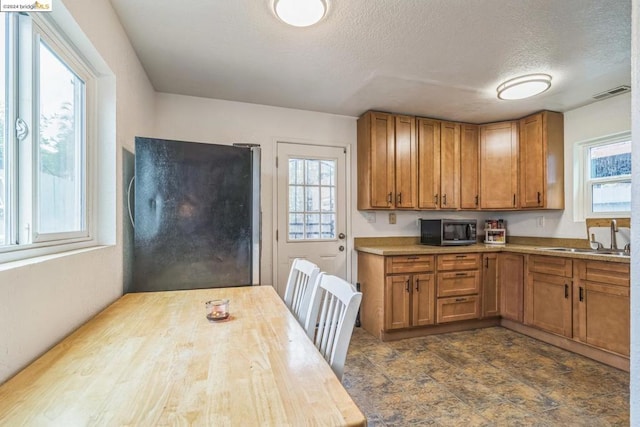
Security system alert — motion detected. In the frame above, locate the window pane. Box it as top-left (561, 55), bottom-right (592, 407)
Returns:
top-left (320, 160), bottom-right (334, 185)
top-left (289, 185), bottom-right (303, 212)
top-left (320, 214), bottom-right (335, 239)
top-left (305, 186), bottom-right (319, 212)
top-left (589, 141), bottom-right (631, 179)
top-left (320, 187), bottom-right (334, 212)
top-left (592, 181), bottom-right (631, 213)
top-left (289, 213), bottom-right (303, 240)
top-left (289, 159), bottom-right (303, 185)
top-left (305, 160), bottom-right (319, 185)
top-left (38, 40), bottom-right (85, 234)
top-left (305, 213), bottom-right (320, 239)
top-left (0, 15), bottom-right (6, 245)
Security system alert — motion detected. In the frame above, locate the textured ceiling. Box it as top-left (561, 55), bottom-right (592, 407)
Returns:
top-left (108, 0), bottom-right (631, 123)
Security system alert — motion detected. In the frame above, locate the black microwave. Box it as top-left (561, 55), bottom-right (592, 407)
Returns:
top-left (420, 219), bottom-right (477, 246)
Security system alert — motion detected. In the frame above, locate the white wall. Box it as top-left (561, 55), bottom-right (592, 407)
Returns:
top-left (498, 93), bottom-right (631, 240)
top-left (0, 0), bottom-right (155, 384)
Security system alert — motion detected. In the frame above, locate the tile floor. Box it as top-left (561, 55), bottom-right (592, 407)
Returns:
top-left (343, 327), bottom-right (629, 426)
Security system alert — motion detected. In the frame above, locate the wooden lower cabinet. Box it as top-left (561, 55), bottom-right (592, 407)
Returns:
top-left (573, 260), bottom-right (630, 356)
top-left (384, 273), bottom-right (436, 330)
top-left (435, 253), bottom-right (481, 323)
top-left (385, 274), bottom-right (412, 330)
top-left (498, 253), bottom-right (524, 322)
top-left (482, 253), bottom-right (499, 318)
top-left (526, 272), bottom-right (572, 337)
top-left (413, 274), bottom-right (436, 326)
top-left (525, 255), bottom-right (572, 337)
top-left (359, 249), bottom-right (630, 368)
top-left (358, 253), bottom-right (437, 337)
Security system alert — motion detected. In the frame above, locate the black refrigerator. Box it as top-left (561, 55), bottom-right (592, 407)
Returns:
top-left (132, 137), bottom-right (260, 292)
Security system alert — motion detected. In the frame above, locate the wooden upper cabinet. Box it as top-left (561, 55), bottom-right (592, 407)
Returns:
top-left (519, 111), bottom-right (564, 209)
top-left (439, 121), bottom-right (460, 209)
top-left (417, 118), bottom-right (440, 209)
top-left (460, 124), bottom-right (480, 209)
top-left (357, 111), bottom-right (416, 210)
top-left (479, 121), bottom-right (519, 209)
top-left (358, 110), bottom-right (563, 212)
top-left (416, 118), bottom-right (460, 209)
top-left (394, 115), bottom-right (418, 208)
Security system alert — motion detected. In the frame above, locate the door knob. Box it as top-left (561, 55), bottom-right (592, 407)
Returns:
top-left (338, 232), bottom-right (346, 239)
top-left (339, 245), bottom-right (345, 252)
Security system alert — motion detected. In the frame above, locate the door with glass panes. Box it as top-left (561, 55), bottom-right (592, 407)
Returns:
top-left (275, 142), bottom-right (347, 297)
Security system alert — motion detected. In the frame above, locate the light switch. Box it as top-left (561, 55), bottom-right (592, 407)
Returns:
top-left (389, 212), bottom-right (396, 224)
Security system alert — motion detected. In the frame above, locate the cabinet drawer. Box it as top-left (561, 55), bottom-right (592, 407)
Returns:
top-left (437, 254), bottom-right (480, 271)
top-left (579, 261), bottom-right (629, 287)
top-left (386, 255), bottom-right (435, 274)
top-left (437, 270), bottom-right (480, 297)
top-left (528, 255), bottom-right (572, 277)
top-left (437, 295), bottom-right (480, 323)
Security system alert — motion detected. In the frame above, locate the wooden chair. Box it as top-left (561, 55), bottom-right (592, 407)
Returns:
top-left (283, 258), bottom-right (321, 328)
top-left (305, 273), bottom-right (363, 380)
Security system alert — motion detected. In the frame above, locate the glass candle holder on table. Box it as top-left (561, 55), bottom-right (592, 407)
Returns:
top-left (206, 299), bottom-right (230, 322)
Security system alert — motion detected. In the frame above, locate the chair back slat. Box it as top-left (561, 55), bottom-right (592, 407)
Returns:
top-left (283, 259), bottom-right (320, 328)
top-left (305, 273), bottom-right (363, 380)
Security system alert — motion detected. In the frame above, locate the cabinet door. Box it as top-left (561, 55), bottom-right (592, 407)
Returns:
top-left (576, 280), bottom-right (629, 356)
top-left (370, 112), bottom-right (395, 208)
top-left (437, 295), bottom-right (480, 323)
top-left (499, 253), bottom-right (524, 322)
top-left (394, 115), bottom-right (417, 208)
top-left (417, 118), bottom-right (440, 209)
top-left (385, 275), bottom-right (411, 330)
top-left (519, 111), bottom-right (564, 209)
top-left (440, 121), bottom-right (460, 209)
top-left (519, 113), bottom-right (545, 208)
top-left (526, 272), bottom-right (572, 337)
top-left (413, 273), bottom-right (435, 326)
top-left (482, 254), bottom-right (499, 317)
top-left (460, 124), bottom-right (479, 209)
top-left (479, 121), bottom-right (518, 209)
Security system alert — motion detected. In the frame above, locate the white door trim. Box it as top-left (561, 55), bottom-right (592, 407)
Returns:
top-left (271, 140), bottom-right (352, 292)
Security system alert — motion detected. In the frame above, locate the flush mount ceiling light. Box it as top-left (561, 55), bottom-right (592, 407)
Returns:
top-left (274, 0), bottom-right (327, 27)
top-left (496, 73), bottom-right (552, 100)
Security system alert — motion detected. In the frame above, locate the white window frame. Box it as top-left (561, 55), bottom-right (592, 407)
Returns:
top-left (0, 12), bottom-right (98, 264)
top-left (574, 131), bottom-right (631, 220)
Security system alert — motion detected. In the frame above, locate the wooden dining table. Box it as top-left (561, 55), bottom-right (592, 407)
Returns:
top-left (0, 286), bottom-right (366, 426)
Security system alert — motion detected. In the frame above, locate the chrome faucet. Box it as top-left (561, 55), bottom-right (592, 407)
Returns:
top-left (610, 219), bottom-right (618, 250)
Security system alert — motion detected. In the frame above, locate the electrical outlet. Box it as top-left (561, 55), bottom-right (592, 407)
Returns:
top-left (389, 212), bottom-right (396, 224)
top-left (536, 216), bottom-right (545, 228)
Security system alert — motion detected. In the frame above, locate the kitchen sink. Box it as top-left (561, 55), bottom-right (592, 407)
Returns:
top-left (539, 247), bottom-right (593, 253)
top-left (538, 247), bottom-right (630, 257)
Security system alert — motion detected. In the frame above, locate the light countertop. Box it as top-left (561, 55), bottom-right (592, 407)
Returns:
top-left (355, 243), bottom-right (630, 263)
